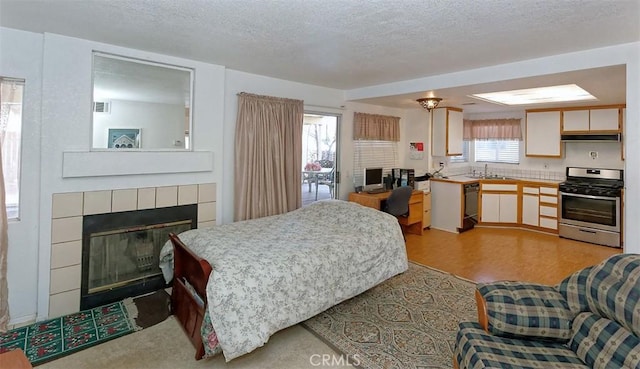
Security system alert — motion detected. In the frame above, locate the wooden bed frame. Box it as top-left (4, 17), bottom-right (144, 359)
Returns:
top-left (168, 232), bottom-right (212, 360)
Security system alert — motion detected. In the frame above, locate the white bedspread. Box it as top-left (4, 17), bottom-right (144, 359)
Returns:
top-left (160, 200), bottom-right (408, 361)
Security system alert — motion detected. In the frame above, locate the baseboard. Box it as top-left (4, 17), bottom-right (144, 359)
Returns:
top-left (8, 314), bottom-right (37, 329)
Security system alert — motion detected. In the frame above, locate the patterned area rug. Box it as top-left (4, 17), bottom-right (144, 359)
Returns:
top-left (0, 301), bottom-right (134, 366)
top-left (302, 262), bottom-right (477, 369)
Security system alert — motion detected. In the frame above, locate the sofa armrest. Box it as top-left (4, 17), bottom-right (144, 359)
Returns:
top-left (476, 282), bottom-right (576, 341)
top-left (475, 289), bottom-right (489, 332)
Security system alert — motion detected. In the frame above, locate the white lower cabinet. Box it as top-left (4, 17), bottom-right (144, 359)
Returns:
top-left (481, 193), bottom-right (517, 223)
top-left (522, 194), bottom-right (539, 226)
top-left (481, 194), bottom-right (500, 223)
top-left (499, 194), bottom-right (518, 223)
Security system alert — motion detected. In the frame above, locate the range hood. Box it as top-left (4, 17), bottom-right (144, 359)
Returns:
top-left (561, 133), bottom-right (621, 142)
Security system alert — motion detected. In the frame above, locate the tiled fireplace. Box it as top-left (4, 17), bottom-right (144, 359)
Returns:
top-left (49, 183), bottom-right (216, 318)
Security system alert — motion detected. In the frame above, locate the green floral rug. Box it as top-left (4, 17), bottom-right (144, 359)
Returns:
top-left (0, 301), bottom-right (134, 366)
top-left (302, 262), bottom-right (477, 369)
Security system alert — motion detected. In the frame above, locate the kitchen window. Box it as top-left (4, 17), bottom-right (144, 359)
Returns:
top-left (353, 140), bottom-right (398, 186)
top-left (0, 78), bottom-right (24, 219)
top-left (475, 139), bottom-right (520, 164)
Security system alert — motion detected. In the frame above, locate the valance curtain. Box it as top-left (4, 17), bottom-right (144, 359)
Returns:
top-left (353, 112), bottom-right (400, 141)
top-left (234, 92), bottom-right (303, 221)
top-left (463, 119), bottom-right (522, 141)
top-left (0, 84), bottom-right (9, 332)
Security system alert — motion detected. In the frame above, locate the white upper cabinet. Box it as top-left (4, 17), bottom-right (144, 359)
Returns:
top-left (562, 107), bottom-right (621, 133)
top-left (589, 108), bottom-right (620, 131)
top-left (562, 110), bottom-right (589, 132)
top-left (526, 111), bottom-right (562, 157)
top-left (431, 107), bottom-right (463, 156)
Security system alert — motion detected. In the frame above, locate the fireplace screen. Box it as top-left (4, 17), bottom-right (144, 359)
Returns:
top-left (87, 221), bottom-right (191, 294)
top-left (81, 204), bottom-right (197, 309)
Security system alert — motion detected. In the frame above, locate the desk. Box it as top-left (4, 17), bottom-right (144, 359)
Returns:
top-left (348, 190), bottom-right (424, 235)
top-left (303, 168), bottom-right (333, 200)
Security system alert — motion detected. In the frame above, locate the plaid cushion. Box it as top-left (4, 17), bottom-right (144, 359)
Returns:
top-left (557, 266), bottom-right (593, 315)
top-left (569, 312), bottom-right (640, 369)
top-left (583, 254), bottom-right (640, 338)
top-left (478, 282), bottom-right (575, 341)
top-left (455, 322), bottom-right (588, 369)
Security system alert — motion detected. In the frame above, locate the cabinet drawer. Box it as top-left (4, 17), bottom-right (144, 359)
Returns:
top-left (481, 184), bottom-right (518, 192)
top-left (523, 187), bottom-right (539, 195)
top-left (423, 192), bottom-right (431, 210)
top-left (423, 209), bottom-right (431, 228)
top-left (539, 217), bottom-right (558, 230)
top-left (539, 187), bottom-right (558, 195)
top-left (540, 205), bottom-right (557, 218)
top-left (540, 195), bottom-right (557, 204)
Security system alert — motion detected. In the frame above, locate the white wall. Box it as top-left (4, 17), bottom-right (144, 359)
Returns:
top-left (33, 33), bottom-right (225, 322)
top-left (401, 108), bottom-right (431, 175)
top-left (93, 100), bottom-right (186, 149)
top-left (463, 110), bottom-right (624, 172)
top-left (0, 28), bottom-right (43, 325)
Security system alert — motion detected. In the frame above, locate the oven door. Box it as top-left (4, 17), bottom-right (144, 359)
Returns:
top-left (559, 192), bottom-right (620, 233)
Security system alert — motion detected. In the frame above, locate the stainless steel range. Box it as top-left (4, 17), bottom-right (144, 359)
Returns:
top-left (559, 167), bottom-right (623, 248)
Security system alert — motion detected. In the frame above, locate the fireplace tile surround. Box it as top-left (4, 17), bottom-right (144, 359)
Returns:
top-left (48, 183), bottom-right (216, 318)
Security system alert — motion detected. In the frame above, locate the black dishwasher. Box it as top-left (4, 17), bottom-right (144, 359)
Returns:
top-left (460, 182), bottom-right (479, 232)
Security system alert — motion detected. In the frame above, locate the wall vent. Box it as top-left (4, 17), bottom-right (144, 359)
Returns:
top-left (93, 101), bottom-right (111, 113)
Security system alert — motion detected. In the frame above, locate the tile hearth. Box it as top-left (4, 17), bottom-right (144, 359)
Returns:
top-left (48, 183), bottom-right (216, 318)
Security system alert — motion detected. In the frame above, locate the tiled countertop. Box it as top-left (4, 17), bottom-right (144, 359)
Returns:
top-left (430, 175), bottom-right (562, 186)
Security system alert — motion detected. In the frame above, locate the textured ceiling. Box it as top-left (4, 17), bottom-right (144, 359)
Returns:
top-left (1, 0), bottom-right (638, 91)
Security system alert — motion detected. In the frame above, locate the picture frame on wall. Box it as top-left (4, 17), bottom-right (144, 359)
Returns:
top-left (108, 128), bottom-right (141, 149)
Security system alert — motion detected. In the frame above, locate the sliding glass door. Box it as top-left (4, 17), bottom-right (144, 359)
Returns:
top-left (302, 112), bottom-right (340, 206)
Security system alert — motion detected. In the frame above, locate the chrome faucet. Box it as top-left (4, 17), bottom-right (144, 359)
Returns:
top-left (484, 164), bottom-right (488, 178)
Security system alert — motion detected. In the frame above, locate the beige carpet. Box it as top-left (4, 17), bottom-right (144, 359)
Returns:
top-left (38, 317), bottom-right (345, 369)
top-left (39, 264), bottom-right (476, 369)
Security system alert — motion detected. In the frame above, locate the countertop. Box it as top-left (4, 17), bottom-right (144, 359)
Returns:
top-left (430, 175), bottom-right (562, 186)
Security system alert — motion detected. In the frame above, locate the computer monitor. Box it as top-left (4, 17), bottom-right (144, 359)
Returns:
top-left (363, 167), bottom-right (384, 191)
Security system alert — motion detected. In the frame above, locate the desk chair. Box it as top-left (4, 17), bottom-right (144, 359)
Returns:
top-left (383, 186), bottom-right (413, 238)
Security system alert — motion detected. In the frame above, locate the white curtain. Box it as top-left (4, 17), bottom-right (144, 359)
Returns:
top-left (0, 82), bottom-right (10, 331)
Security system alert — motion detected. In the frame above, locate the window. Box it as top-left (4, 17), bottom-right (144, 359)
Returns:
top-left (353, 140), bottom-right (398, 187)
top-left (0, 78), bottom-right (24, 219)
top-left (450, 141), bottom-right (470, 163)
top-left (475, 140), bottom-right (520, 164)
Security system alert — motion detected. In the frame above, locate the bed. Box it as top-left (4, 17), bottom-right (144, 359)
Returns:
top-left (159, 200), bottom-right (408, 361)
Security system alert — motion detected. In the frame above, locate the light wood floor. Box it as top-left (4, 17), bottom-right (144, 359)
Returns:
top-left (405, 227), bottom-right (620, 285)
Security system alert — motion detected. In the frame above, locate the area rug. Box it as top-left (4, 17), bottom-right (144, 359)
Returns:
top-left (302, 262), bottom-right (477, 369)
top-left (0, 301), bottom-right (134, 366)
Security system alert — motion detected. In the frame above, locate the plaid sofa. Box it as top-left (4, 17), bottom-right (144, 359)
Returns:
top-left (454, 254), bottom-right (640, 369)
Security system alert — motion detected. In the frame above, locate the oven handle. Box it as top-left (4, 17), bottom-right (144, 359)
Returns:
top-left (559, 192), bottom-right (618, 201)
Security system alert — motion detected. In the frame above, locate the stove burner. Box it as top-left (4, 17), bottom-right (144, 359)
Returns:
top-left (559, 180), bottom-right (623, 197)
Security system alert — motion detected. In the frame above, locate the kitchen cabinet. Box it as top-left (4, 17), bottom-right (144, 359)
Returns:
top-left (589, 108), bottom-right (620, 131)
top-left (562, 110), bottom-right (589, 132)
top-left (430, 180), bottom-right (463, 233)
top-left (562, 107), bottom-right (621, 133)
top-left (423, 192), bottom-right (432, 228)
top-left (479, 183), bottom-right (518, 224)
top-left (538, 186), bottom-right (558, 231)
top-left (519, 183), bottom-right (558, 232)
top-left (521, 187), bottom-right (540, 226)
top-left (622, 108), bottom-right (626, 160)
top-left (432, 107), bottom-right (463, 156)
top-left (525, 110), bottom-right (562, 157)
